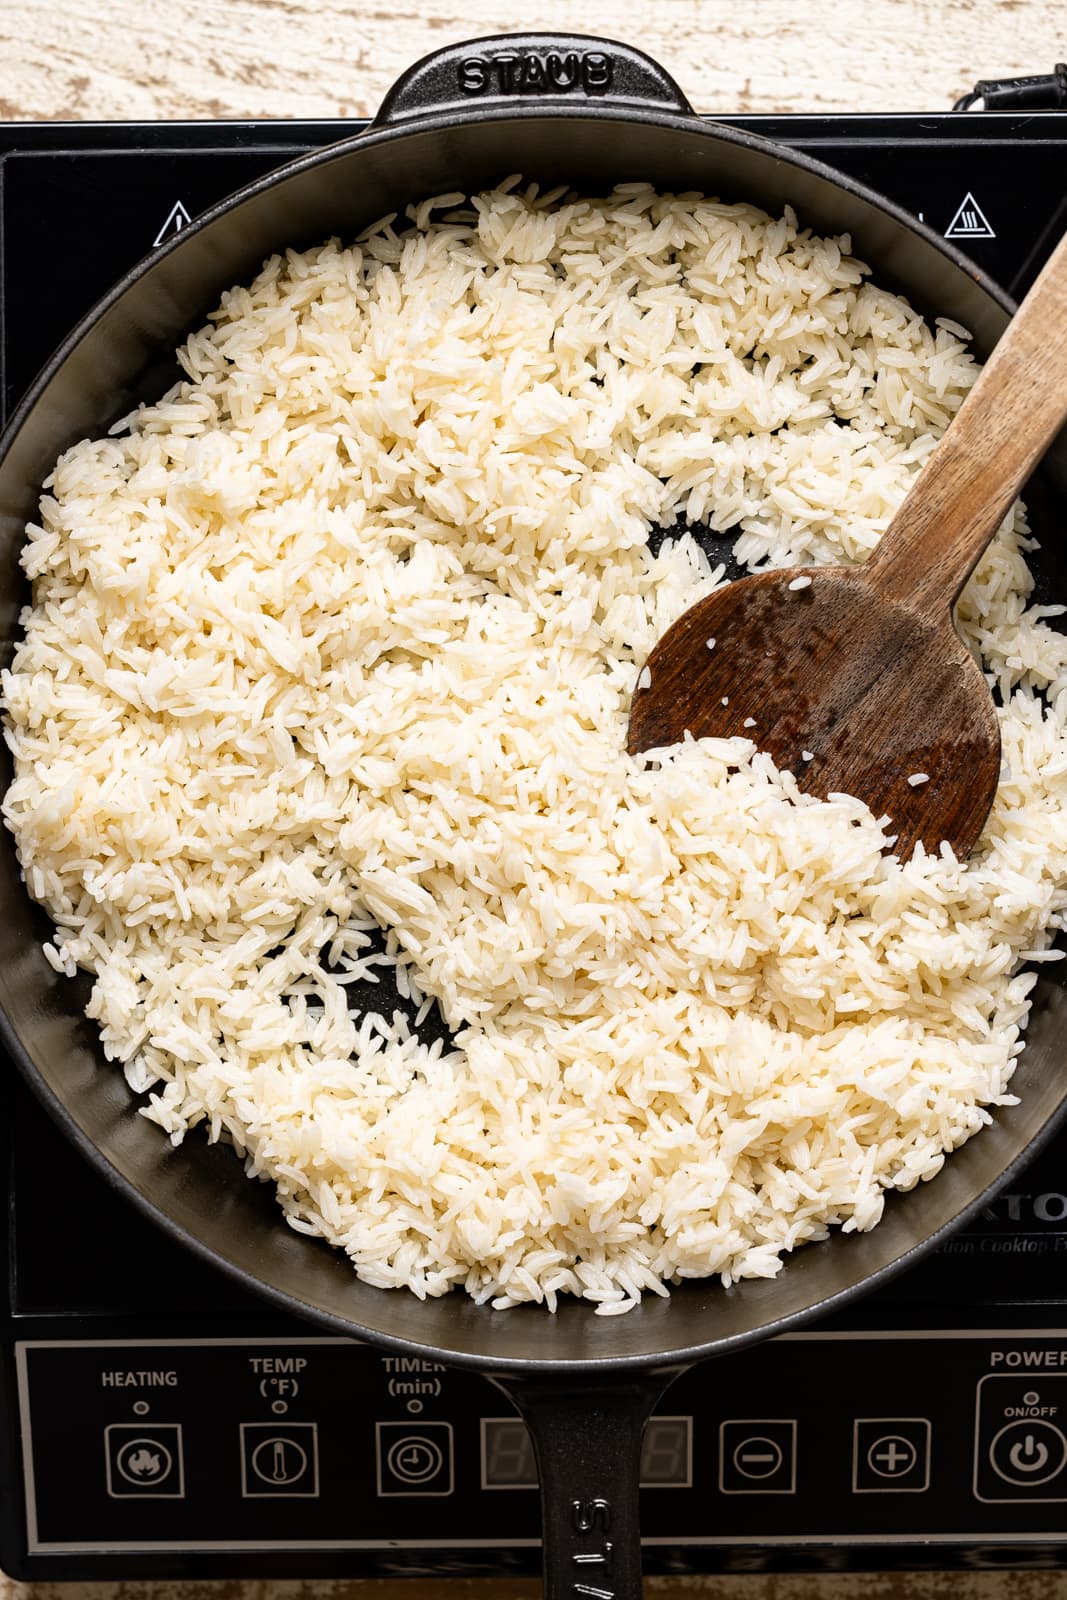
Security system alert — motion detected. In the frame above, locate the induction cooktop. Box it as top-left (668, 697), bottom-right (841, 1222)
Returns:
top-left (1, 106), bottom-right (1067, 1583)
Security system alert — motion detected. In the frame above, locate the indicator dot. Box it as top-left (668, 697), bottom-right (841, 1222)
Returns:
top-left (1023, 1391), bottom-right (1040, 1406)
top-left (271, 1399), bottom-right (289, 1416)
top-left (407, 1398), bottom-right (424, 1415)
top-left (132, 1400), bottom-right (150, 1416)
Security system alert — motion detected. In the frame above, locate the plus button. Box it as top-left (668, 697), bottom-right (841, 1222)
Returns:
top-left (871, 1438), bottom-right (916, 1476)
top-left (853, 1420), bottom-right (930, 1493)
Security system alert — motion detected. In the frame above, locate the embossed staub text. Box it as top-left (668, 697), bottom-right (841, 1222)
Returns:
top-left (569, 1497), bottom-right (614, 1598)
top-left (459, 51), bottom-right (613, 96)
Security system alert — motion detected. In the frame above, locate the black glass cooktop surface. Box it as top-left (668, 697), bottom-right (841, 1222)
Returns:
top-left (1, 110), bottom-right (1066, 1583)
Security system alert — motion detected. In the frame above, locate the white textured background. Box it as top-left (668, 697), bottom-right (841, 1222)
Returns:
top-left (0, 0), bottom-right (1064, 119)
top-left (0, 0), bottom-right (1065, 1595)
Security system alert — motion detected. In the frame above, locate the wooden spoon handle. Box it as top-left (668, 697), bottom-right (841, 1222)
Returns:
top-left (863, 227), bottom-right (1067, 614)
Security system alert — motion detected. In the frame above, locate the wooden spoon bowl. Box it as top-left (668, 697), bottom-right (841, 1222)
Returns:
top-left (629, 227), bottom-right (1067, 860)
top-left (629, 564), bottom-right (1000, 859)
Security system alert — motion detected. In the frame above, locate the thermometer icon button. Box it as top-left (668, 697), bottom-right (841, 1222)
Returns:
top-left (240, 1423), bottom-right (319, 1497)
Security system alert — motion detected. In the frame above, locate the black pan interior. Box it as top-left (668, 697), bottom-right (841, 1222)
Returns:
top-left (2, 107), bottom-right (1066, 1373)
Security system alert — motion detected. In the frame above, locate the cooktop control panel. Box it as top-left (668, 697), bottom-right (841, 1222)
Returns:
top-left (15, 1333), bottom-right (1067, 1558)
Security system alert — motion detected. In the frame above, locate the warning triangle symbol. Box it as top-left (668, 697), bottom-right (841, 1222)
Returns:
top-left (153, 200), bottom-right (192, 248)
top-left (944, 192), bottom-right (995, 241)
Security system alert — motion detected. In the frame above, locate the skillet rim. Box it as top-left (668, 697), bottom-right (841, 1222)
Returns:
top-left (2, 95), bottom-right (1064, 1376)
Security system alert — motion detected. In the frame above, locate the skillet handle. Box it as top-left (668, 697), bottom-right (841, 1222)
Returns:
top-left (490, 1368), bottom-right (680, 1600)
top-left (372, 34), bottom-right (695, 127)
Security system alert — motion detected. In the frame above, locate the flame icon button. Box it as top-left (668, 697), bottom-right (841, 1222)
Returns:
top-left (105, 1425), bottom-right (185, 1498)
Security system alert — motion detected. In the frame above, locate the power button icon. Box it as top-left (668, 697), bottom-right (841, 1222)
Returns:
top-left (974, 1373), bottom-right (1067, 1503)
top-left (990, 1422), bottom-right (1067, 1488)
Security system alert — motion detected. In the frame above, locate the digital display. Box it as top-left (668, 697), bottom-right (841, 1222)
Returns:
top-left (481, 1418), bottom-right (536, 1488)
top-left (639, 1416), bottom-right (693, 1486)
top-left (480, 1415), bottom-right (692, 1489)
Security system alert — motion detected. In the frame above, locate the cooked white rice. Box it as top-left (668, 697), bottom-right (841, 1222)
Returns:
top-left (5, 180), bottom-right (1067, 1315)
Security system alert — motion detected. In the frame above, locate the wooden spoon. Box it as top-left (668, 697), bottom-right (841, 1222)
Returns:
top-left (628, 229), bottom-right (1067, 860)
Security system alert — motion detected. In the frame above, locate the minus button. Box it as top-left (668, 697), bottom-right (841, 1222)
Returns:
top-left (720, 1420), bottom-right (797, 1494)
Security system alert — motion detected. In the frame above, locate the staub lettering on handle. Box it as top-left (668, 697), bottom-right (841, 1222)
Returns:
top-left (570, 1498), bottom-right (614, 1598)
top-left (459, 50), bottom-right (613, 96)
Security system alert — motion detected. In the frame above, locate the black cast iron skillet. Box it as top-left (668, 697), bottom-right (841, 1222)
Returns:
top-left (2, 34), bottom-right (1067, 1596)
